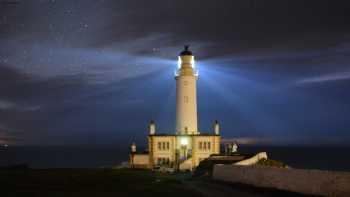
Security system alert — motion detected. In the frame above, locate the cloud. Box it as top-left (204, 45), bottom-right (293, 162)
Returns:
top-left (0, 100), bottom-right (16, 109)
top-left (222, 136), bottom-right (350, 146)
top-left (221, 137), bottom-right (274, 145)
top-left (1, 0), bottom-right (350, 146)
top-left (0, 99), bottom-right (41, 111)
top-left (0, 64), bottom-right (90, 144)
top-left (295, 71), bottom-right (350, 84)
top-left (0, 62), bottom-right (168, 145)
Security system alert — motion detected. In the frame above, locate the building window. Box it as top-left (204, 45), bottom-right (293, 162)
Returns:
top-left (158, 141), bottom-right (170, 151)
top-left (184, 96), bottom-right (189, 103)
top-left (157, 157), bottom-right (172, 166)
top-left (199, 142), bottom-right (202, 150)
top-left (203, 142), bottom-right (207, 150)
top-left (208, 142), bottom-right (211, 150)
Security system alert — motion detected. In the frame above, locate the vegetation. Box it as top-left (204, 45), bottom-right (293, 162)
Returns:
top-left (0, 168), bottom-right (203, 197)
top-left (193, 159), bottom-right (214, 178)
top-left (256, 158), bottom-right (287, 168)
top-left (1, 167), bottom-right (314, 197)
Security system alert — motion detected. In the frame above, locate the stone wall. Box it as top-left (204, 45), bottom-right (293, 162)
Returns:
top-left (234, 152), bottom-right (267, 166)
top-left (179, 158), bottom-right (192, 171)
top-left (130, 154), bottom-right (150, 169)
top-left (213, 164), bottom-right (350, 197)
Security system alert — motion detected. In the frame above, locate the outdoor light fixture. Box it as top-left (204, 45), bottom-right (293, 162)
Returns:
top-left (180, 137), bottom-right (188, 146)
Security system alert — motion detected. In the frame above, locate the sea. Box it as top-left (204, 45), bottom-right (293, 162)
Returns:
top-left (1, 145), bottom-right (350, 171)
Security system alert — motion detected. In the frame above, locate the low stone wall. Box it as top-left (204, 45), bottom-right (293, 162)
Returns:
top-left (130, 154), bottom-right (150, 169)
top-left (179, 158), bottom-right (192, 171)
top-left (234, 152), bottom-right (268, 166)
top-left (213, 164), bottom-right (350, 197)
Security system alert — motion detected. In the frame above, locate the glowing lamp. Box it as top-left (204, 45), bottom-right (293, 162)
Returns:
top-left (180, 138), bottom-right (188, 146)
top-left (178, 56), bottom-right (181, 69)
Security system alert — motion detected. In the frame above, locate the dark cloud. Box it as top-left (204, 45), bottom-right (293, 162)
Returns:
top-left (97, 0), bottom-right (350, 55)
top-left (0, 64), bottom-right (89, 144)
top-left (0, 0), bottom-right (350, 145)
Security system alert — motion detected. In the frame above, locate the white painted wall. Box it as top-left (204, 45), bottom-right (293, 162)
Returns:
top-left (175, 55), bottom-right (198, 135)
top-left (234, 152), bottom-right (267, 166)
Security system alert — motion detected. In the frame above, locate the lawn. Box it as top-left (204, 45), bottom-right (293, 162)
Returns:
top-left (0, 168), bottom-right (204, 197)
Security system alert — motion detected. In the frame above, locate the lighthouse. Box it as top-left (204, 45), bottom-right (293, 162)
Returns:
top-left (175, 45), bottom-right (198, 135)
top-left (129, 46), bottom-right (221, 170)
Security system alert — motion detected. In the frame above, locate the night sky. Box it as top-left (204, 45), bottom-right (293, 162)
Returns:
top-left (1, 0), bottom-right (350, 146)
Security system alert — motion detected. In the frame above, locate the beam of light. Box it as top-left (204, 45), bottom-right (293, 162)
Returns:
top-left (195, 69), bottom-right (199, 77)
top-left (1, 32), bottom-right (187, 84)
top-left (4, 42), bottom-right (175, 84)
top-left (196, 58), bottom-right (296, 138)
top-left (196, 57), bottom-right (350, 145)
top-left (295, 71), bottom-right (350, 84)
top-left (52, 58), bottom-right (175, 108)
top-left (154, 72), bottom-right (176, 133)
top-left (191, 56), bottom-right (195, 69)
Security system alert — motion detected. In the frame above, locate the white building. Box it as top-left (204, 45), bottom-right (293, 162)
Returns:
top-left (130, 46), bottom-right (221, 171)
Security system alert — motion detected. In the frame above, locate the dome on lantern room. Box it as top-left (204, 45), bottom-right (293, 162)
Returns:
top-left (179, 45), bottom-right (193, 56)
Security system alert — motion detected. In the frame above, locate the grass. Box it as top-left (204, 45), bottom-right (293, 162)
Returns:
top-left (256, 158), bottom-right (287, 168)
top-left (193, 159), bottom-right (215, 178)
top-left (1, 167), bottom-right (315, 197)
top-left (0, 168), bottom-right (203, 197)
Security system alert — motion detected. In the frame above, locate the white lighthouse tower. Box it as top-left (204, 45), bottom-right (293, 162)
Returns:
top-left (175, 45), bottom-right (198, 135)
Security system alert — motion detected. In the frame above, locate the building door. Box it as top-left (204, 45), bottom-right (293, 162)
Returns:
top-left (180, 145), bottom-right (187, 161)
